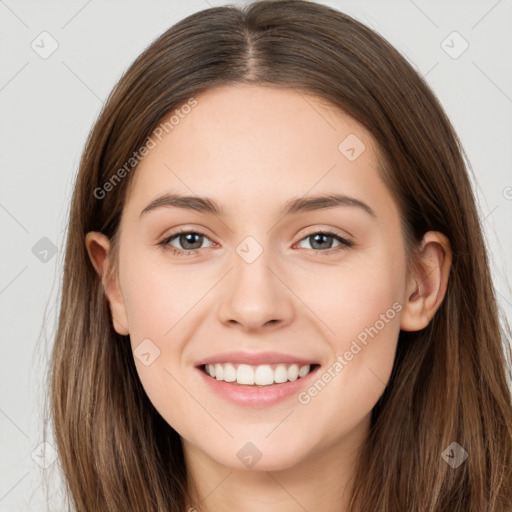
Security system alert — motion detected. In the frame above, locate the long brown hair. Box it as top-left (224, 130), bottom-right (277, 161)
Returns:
top-left (45, 1), bottom-right (512, 510)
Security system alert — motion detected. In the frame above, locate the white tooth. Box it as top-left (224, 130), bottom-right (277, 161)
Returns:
top-left (223, 363), bottom-right (237, 382)
top-left (274, 364), bottom-right (288, 383)
top-left (287, 364), bottom-right (299, 381)
top-left (237, 364), bottom-right (255, 385)
top-left (206, 364), bottom-right (215, 377)
top-left (214, 363), bottom-right (224, 380)
top-left (298, 364), bottom-right (310, 378)
top-left (254, 365), bottom-right (275, 386)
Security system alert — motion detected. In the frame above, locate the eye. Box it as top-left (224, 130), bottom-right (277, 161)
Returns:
top-left (159, 228), bottom-right (353, 257)
top-left (159, 229), bottom-right (214, 255)
top-left (296, 230), bottom-right (353, 253)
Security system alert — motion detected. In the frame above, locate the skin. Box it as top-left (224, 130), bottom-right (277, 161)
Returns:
top-left (86, 84), bottom-right (452, 512)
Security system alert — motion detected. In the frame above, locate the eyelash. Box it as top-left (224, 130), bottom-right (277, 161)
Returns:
top-left (158, 228), bottom-right (354, 257)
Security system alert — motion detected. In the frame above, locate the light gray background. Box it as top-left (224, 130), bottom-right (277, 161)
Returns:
top-left (1, 0), bottom-right (511, 510)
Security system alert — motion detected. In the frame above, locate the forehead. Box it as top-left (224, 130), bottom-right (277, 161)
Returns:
top-left (124, 84), bottom-right (392, 219)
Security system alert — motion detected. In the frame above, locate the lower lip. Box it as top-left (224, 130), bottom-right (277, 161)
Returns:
top-left (196, 365), bottom-right (321, 407)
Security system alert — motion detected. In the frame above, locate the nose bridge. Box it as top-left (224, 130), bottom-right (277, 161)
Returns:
top-left (216, 236), bottom-right (295, 330)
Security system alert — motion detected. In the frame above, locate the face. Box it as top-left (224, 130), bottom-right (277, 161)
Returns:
top-left (102, 85), bottom-right (411, 471)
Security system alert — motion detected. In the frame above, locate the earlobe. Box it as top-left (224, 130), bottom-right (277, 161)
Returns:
top-left (85, 231), bottom-right (130, 335)
top-left (400, 231), bottom-right (452, 332)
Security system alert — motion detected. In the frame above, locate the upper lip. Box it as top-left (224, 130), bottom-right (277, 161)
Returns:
top-left (194, 351), bottom-right (319, 367)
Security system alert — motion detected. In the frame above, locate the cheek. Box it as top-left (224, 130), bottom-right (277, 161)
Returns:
top-left (290, 246), bottom-right (404, 411)
top-left (120, 251), bottom-right (201, 339)
top-left (118, 255), bottom-right (199, 434)
top-left (289, 243), bottom-right (404, 345)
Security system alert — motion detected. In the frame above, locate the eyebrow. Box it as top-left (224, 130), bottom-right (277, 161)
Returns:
top-left (139, 192), bottom-right (376, 218)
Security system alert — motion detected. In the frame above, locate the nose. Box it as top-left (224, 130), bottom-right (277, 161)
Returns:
top-left (217, 253), bottom-right (295, 332)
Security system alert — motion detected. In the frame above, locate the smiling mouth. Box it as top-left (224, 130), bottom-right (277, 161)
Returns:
top-left (200, 362), bottom-right (320, 387)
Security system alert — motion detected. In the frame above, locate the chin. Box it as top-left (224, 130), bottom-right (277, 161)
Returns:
top-left (206, 440), bottom-right (309, 472)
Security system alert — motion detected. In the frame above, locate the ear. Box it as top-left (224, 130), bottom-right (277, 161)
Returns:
top-left (400, 231), bottom-right (452, 332)
top-left (85, 231), bottom-right (129, 335)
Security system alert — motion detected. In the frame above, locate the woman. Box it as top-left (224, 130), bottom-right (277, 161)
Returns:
top-left (46, 1), bottom-right (512, 510)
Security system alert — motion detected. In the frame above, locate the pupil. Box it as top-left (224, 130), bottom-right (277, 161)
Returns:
top-left (180, 233), bottom-right (202, 250)
top-left (311, 234), bottom-right (332, 250)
